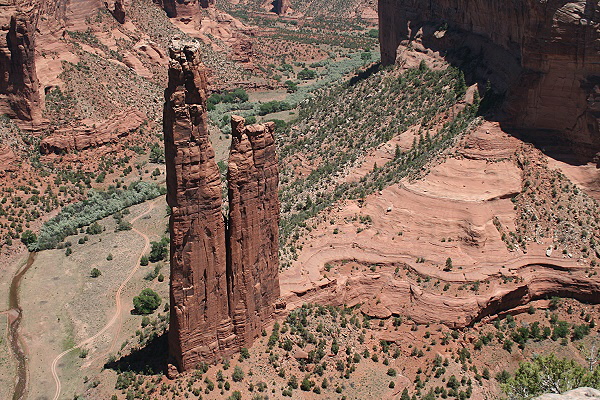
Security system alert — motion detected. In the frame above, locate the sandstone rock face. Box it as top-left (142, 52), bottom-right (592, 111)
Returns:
top-left (273, 0), bottom-right (291, 15)
top-left (0, 5), bottom-right (41, 121)
top-left (164, 40), bottom-right (280, 371)
top-left (164, 39), bottom-right (235, 370)
top-left (39, 109), bottom-right (146, 154)
top-left (228, 116), bottom-right (280, 345)
top-left (199, 0), bottom-right (214, 9)
top-left (105, 0), bottom-right (125, 24)
top-left (378, 0), bottom-right (600, 158)
top-left (153, 0), bottom-right (177, 17)
top-left (154, 0), bottom-right (212, 18)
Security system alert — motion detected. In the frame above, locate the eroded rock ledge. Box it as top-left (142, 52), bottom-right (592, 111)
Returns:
top-left (164, 39), bottom-right (280, 372)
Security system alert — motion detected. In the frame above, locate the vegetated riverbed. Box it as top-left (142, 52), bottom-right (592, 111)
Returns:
top-left (8, 252), bottom-right (36, 400)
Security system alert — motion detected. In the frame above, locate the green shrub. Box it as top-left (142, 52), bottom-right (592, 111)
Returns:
top-left (90, 268), bottom-right (102, 278)
top-left (140, 256), bottom-right (149, 266)
top-left (133, 288), bottom-right (161, 315)
top-left (149, 237), bottom-right (169, 262)
top-left (34, 182), bottom-right (164, 250)
top-left (232, 366), bottom-right (244, 382)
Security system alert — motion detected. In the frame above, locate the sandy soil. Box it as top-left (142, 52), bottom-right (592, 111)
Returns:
top-left (18, 197), bottom-right (169, 400)
top-left (0, 313), bottom-right (15, 400)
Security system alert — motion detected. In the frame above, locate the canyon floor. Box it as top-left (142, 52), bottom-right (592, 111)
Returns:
top-left (2, 115), bottom-right (599, 399)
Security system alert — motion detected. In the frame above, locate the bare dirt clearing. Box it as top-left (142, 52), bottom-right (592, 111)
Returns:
top-left (18, 197), bottom-right (168, 399)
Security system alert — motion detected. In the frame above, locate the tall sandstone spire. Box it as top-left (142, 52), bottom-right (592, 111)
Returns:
top-left (164, 40), bottom-right (235, 370)
top-left (228, 116), bottom-right (280, 345)
top-left (164, 39), bottom-right (280, 372)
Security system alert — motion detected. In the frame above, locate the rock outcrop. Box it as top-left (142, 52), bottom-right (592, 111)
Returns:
top-left (0, 6), bottom-right (41, 122)
top-left (153, 0), bottom-right (177, 17)
top-left (39, 109), bottom-right (146, 154)
top-left (533, 387), bottom-right (600, 399)
top-left (227, 116), bottom-right (280, 345)
top-left (164, 40), bottom-right (280, 371)
top-left (378, 0), bottom-right (600, 159)
top-left (105, 0), bottom-right (125, 24)
top-left (273, 0), bottom-right (291, 15)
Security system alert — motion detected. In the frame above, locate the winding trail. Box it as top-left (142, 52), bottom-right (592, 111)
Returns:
top-left (50, 199), bottom-right (157, 400)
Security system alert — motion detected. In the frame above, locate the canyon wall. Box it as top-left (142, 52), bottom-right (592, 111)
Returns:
top-left (164, 40), bottom-right (280, 372)
top-left (0, 4), bottom-right (41, 122)
top-left (378, 0), bottom-right (600, 158)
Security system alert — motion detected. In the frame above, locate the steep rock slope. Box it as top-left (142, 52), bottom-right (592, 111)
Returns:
top-left (164, 40), bottom-right (280, 371)
top-left (379, 0), bottom-right (600, 158)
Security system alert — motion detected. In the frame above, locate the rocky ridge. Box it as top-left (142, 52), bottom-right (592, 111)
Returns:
top-left (164, 39), bottom-right (280, 371)
top-left (378, 0), bottom-right (600, 159)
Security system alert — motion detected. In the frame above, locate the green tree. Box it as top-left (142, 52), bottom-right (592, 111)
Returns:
top-left (444, 257), bottom-right (453, 271)
top-left (297, 68), bottom-right (317, 80)
top-left (401, 388), bottom-right (410, 400)
top-left (149, 143), bottom-right (165, 164)
top-left (86, 222), bottom-right (103, 235)
top-left (21, 230), bottom-right (37, 249)
top-left (149, 237), bottom-right (169, 262)
top-left (503, 354), bottom-right (588, 398)
top-left (133, 288), bottom-right (161, 315)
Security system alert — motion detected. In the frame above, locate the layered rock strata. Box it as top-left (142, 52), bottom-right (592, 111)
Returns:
top-left (378, 0), bottom-right (600, 158)
top-left (227, 116), bottom-right (280, 345)
top-left (0, 5), bottom-right (41, 121)
top-left (164, 40), bottom-right (280, 371)
top-left (40, 109), bottom-right (146, 154)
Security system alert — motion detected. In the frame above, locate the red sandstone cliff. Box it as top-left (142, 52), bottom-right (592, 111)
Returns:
top-left (227, 116), bottom-right (280, 345)
top-left (165, 41), bottom-right (280, 372)
top-left (0, 4), bottom-right (41, 122)
top-left (378, 0), bottom-right (600, 158)
top-left (164, 39), bottom-right (235, 370)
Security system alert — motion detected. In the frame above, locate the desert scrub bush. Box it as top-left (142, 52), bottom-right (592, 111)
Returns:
top-left (502, 353), bottom-right (600, 398)
top-left (133, 288), bottom-right (162, 315)
top-left (90, 268), bottom-right (102, 278)
top-left (149, 236), bottom-right (169, 262)
top-left (33, 182), bottom-right (164, 251)
top-left (258, 100), bottom-right (292, 116)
